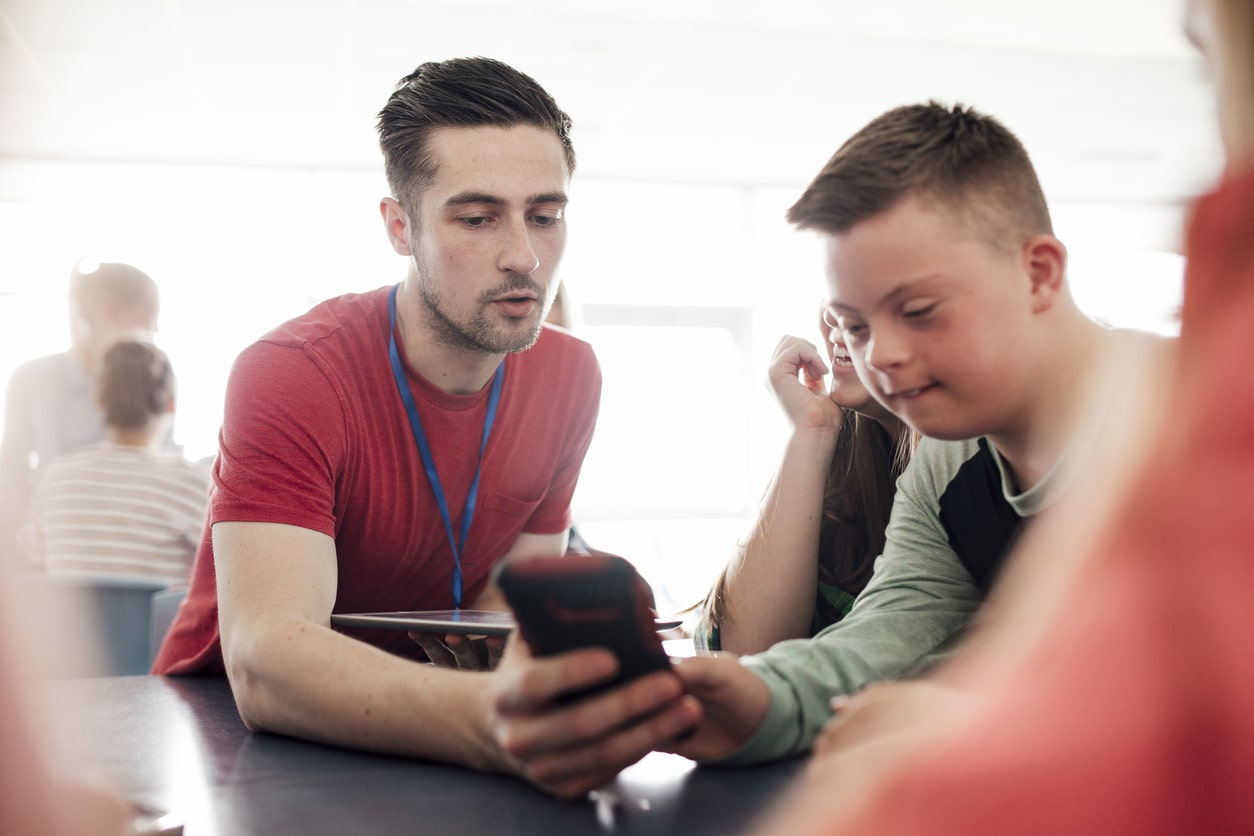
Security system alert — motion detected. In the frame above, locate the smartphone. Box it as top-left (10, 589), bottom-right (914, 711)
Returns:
top-left (495, 553), bottom-right (671, 699)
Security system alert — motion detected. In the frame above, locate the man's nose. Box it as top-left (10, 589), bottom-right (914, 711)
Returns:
top-left (498, 218), bottom-right (540, 275)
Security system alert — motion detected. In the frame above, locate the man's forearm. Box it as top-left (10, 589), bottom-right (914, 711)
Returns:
top-left (225, 616), bottom-right (508, 773)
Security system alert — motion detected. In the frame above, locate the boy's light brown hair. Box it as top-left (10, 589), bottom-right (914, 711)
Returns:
top-left (787, 102), bottom-right (1052, 254)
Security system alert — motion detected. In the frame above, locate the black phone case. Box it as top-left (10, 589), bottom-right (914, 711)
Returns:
top-left (496, 554), bottom-right (670, 698)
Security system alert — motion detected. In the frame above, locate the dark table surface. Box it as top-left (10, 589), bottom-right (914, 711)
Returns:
top-left (48, 676), bottom-right (805, 835)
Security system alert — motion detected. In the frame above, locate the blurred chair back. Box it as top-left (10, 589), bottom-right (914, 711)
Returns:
top-left (21, 574), bottom-right (167, 677)
top-left (148, 585), bottom-right (187, 668)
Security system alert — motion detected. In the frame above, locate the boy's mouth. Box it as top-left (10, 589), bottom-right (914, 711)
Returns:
top-left (886, 382), bottom-right (937, 400)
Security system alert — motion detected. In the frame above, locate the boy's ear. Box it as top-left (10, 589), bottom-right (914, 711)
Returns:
top-left (1023, 234), bottom-right (1067, 313)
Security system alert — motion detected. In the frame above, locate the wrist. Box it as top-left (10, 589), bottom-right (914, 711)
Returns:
top-left (456, 671), bottom-right (519, 775)
top-left (786, 424), bottom-right (840, 456)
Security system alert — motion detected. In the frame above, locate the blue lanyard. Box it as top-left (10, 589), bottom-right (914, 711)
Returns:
top-left (387, 284), bottom-right (504, 608)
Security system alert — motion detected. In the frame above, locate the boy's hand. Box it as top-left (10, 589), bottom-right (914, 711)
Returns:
top-left (659, 655), bottom-right (772, 762)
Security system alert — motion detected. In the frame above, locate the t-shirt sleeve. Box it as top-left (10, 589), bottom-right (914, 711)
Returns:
top-left (211, 340), bottom-right (347, 538)
top-left (719, 438), bottom-right (987, 765)
top-left (522, 342), bottom-right (602, 535)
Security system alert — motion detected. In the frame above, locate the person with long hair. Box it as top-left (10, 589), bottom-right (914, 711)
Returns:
top-left (697, 311), bottom-right (912, 654)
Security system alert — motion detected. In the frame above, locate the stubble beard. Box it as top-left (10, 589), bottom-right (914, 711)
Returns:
top-left (415, 270), bottom-right (548, 355)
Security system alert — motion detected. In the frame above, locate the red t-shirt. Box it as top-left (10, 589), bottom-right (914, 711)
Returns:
top-left (153, 286), bottom-right (601, 673)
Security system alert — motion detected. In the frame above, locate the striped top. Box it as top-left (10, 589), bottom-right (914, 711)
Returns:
top-left (23, 442), bottom-right (210, 586)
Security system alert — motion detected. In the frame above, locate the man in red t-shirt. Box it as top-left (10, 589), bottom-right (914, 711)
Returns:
top-left (151, 57), bottom-right (699, 792)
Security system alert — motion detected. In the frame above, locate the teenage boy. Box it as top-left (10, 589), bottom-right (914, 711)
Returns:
top-left (491, 101), bottom-right (1165, 792)
top-left (151, 57), bottom-right (700, 792)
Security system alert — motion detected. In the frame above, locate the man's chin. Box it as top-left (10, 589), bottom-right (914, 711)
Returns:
top-left (486, 322), bottom-right (544, 354)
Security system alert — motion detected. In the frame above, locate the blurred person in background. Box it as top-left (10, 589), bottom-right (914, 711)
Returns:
top-left (22, 340), bottom-right (208, 586)
top-left (749, 0), bottom-right (1254, 832)
top-left (0, 260), bottom-right (160, 567)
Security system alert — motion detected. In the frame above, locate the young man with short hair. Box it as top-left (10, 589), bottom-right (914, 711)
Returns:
top-left (152, 58), bottom-right (700, 791)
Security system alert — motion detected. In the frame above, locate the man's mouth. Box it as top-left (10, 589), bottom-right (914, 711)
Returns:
top-left (491, 292), bottom-right (539, 318)
top-left (493, 288), bottom-right (538, 302)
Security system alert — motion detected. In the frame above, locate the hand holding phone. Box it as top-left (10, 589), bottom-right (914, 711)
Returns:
top-left (495, 553), bottom-right (671, 700)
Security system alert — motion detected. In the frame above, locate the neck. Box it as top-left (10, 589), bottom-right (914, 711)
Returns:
top-left (109, 426), bottom-right (158, 449)
top-left (394, 281), bottom-right (504, 396)
top-left (987, 311), bottom-right (1111, 492)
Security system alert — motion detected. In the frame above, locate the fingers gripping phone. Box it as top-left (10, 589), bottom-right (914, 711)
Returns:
top-left (495, 554), bottom-right (671, 700)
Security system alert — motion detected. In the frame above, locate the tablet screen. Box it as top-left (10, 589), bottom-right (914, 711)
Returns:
top-left (331, 609), bottom-right (682, 636)
top-left (331, 609), bottom-right (516, 636)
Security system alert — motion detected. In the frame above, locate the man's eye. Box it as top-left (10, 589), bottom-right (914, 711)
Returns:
top-left (531, 211), bottom-right (563, 228)
top-left (461, 216), bottom-right (491, 228)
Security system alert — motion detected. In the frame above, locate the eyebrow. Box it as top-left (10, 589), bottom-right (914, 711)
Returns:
top-left (829, 275), bottom-right (945, 315)
top-left (443, 191), bottom-right (569, 209)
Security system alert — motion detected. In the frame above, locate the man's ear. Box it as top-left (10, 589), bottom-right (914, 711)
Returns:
top-left (1023, 234), bottom-right (1067, 313)
top-left (380, 197), bottom-right (414, 256)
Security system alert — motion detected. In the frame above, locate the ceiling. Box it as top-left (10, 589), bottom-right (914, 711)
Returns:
top-left (0, 0), bottom-right (1222, 206)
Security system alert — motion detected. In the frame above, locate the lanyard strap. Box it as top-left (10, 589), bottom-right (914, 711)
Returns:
top-left (387, 284), bottom-right (504, 608)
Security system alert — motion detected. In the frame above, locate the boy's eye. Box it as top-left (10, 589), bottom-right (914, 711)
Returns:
top-left (841, 322), bottom-right (869, 343)
top-left (902, 302), bottom-right (937, 319)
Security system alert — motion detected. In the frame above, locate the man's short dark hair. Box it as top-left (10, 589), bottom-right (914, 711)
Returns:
top-left (376, 56), bottom-right (575, 213)
top-left (787, 102), bottom-right (1052, 251)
